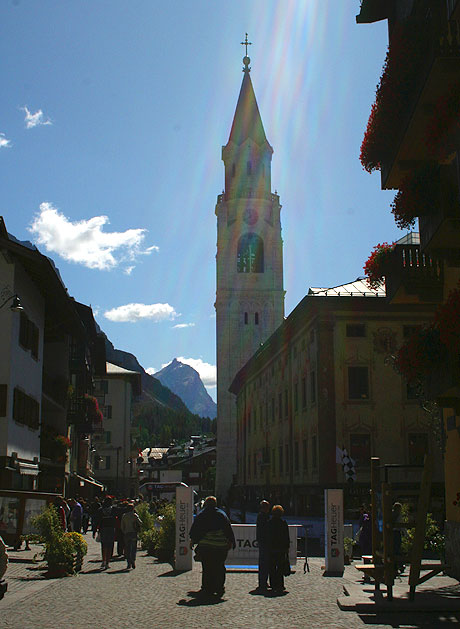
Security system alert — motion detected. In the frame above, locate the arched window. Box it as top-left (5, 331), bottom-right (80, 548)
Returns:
top-left (237, 233), bottom-right (264, 273)
top-left (244, 312), bottom-right (248, 325)
top-left (247, 161), bottom-right (252, 176)
top-left (255, 312), bottom-right (259, 325)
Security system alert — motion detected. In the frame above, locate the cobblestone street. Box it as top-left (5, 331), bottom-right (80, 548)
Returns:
top-left (1, 536), bottom-right (460, 628)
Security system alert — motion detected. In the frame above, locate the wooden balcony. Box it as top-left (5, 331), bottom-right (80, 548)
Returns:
top-left (384, 244), bottom-right (443, 303)
top-left (381, 19), bottom-right (460, 190)
top-left (448, 1), bottom-right (460, 22)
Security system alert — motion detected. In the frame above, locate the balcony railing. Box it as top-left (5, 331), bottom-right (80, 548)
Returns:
top-left (384, 244), bottom-right (443, 303)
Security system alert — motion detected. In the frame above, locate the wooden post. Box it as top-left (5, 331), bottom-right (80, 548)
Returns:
top-left (409, 454), bottom-right (433, 601)
top-left (382, 481), bottom-right (394, 600)
top-left (370, 457), bottom-right (380, 564)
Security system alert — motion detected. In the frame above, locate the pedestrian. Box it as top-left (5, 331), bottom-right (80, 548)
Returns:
top-left (358, 504), bottom-right (372, 557)
top-left (53, 497), bottom-right (66, 531)
top-left (121, 503), bottom-right (141, 569)
top-left (255, 500), bottom-right (270, 592)
top-left (189, 495), bottom-right (235, 598)
top-left (267, 504), bottom-right (290, 593)
top-left (93, 496), bottom-right (117, 570)
top-left (69, 498), bottom-right (83, 533)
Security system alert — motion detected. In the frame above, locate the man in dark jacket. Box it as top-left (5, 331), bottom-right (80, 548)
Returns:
top-left (189, 496), bottom-right (235, 598)
top-left (255, 500), bottom-right (270, 592)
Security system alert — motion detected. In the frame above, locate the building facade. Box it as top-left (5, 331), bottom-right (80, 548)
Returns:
top-left (215, 52), bottom-right (284, 498)
top-left (93, 362), bottom-right (141, 497)
top-left (357, 0), bottom-right (460, 577)
top-left (230, 279), bottom-right (444, 521)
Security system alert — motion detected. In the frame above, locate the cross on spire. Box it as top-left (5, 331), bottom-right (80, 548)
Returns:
top-left (241, 33), bottom-right (252, 57)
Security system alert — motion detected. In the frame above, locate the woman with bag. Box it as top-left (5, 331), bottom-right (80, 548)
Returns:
top-left (93, 496), bottom-right (117, 570)
top-left (121, 503), bottom-right (141, 570)
top-left (267, 504), bottom-right (290, 593)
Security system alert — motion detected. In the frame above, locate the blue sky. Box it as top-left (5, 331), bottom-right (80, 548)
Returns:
top-left (1, 1), bottom-right (402, 401)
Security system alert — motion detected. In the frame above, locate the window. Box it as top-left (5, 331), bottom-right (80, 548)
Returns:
top-left (279, 446), bottom-right (283, 474)
top-left (244, 312), bottom-right (248, 325)
top-left (310, 371), bottom-right (316, 404)
top-left (346, 324), bottom-right (366, 337)
top-left (105, 405), bottom-right (112, 419)
top-left (19, 313), bottom-right (39, 359)
top-left (255, 312), bottom-right (259, 325)
top-left (302, 377), bottom-right (307, 408)
top-left (13, 388), bottom-right (39, 429)
top-left (99, 380), bottom-right (109, 394)
top-left (247, 161), bottom-right (252, 175)
top-left (348, 367), bottom-right (369, 400)
top-left (312, 436), bottom-right (317, 469)
top-left (105, 431), bottom-right (112, 444)
top-left (278, 393), bottom-right (282, 421)
top-left (294, 441), bottom-right (299, 472)
top-left (302, 439), bottom-right (307, 471)
top-left (237, 233), bottom-right (264, 273)
top-left (350, 434), bottom-right (371, 468)
top-left (408, 433), bottom-right (428, 465)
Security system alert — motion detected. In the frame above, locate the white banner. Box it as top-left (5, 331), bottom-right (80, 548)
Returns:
top-left (226, 524), bottom-right (298, 567)
top-left (175, 485), bottom-right (193, 571)
top-left (324, 488), bottom-right (344, 573)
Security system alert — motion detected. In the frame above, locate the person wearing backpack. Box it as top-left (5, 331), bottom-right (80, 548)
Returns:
top-left (93, 496), bottom-right (116, 570)
top-left (121, 503), bottom-right (142, 570)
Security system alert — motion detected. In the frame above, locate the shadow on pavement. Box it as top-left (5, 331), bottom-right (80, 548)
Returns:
top-left (359, 612), bottom-right (460, 627)
top-left (178, 596), bottom-right (225, 607)
top-left (158, 569), bottom-right (187, 577)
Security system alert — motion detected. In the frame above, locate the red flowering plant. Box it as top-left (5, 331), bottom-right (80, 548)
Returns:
top-left (360, 19), bottom-right (429, 173)
top-left (84, 394), bottom-right (103, 424)
top-left (390, 163), bottom-right (439, 229)
top-left (363, 242), bottom-right (395, 290)
top-left (55, 435), bottom-right (72, 449)
top-left (426, 81), bottom-right (460, 161)
top-left (434, 283), bottom-right (460, 354)
top-left (394, 325), bottom-right (445, 384)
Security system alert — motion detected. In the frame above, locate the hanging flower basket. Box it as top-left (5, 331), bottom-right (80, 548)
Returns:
top-left (363, 242), bottom-right (395, 290)
top-left (395, 325), bottom-right (445, 384)
top-left (390, 163), bottom-right (440, 229)
top-left (360, 19), bottom-right (430, 173)
top-left (84, 395), bottom-right (103, 424)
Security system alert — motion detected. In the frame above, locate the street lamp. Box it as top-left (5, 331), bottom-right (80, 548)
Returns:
top-left (0, 294), bottom-right (23, 312)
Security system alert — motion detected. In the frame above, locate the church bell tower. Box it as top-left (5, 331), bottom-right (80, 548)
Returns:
top-left (215, 40), bottom-right (285, 498)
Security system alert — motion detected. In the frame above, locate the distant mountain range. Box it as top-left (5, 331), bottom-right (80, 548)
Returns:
top-left (154, 359), bottom-right (217, 419)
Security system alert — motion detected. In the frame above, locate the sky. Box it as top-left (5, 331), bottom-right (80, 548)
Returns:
top-left (1, 1), bottom-right (404, 402)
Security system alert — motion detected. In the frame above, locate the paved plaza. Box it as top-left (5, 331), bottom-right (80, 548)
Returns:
top-left (1, 536), bottom-right (460, 628)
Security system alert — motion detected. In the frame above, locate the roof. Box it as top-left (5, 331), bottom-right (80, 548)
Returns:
top-left (356, 0), bottom-right (389, 24)
top-left (227, 68), bottom-right (270, 147)
top-left (140, 447), bottom-right (169, 461)
top-left (106, 362), bottom-right (139, 376)
top-left (309, 278), bottom-right (385, 298)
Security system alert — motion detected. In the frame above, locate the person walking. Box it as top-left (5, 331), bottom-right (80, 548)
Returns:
top-left (121, 504), bottom-right (141, 569)
top-left (93, 497), bottom-right (117, 570)
top-left (189, 496), bottom-right (235, 598)
top-left (255, 500), bottom-right (270, 592)
top-left (358, 504), bottom-right (372, 558)
top-left (69, 498), bottom-right (83, 533)
top-left (267, 504), bottom-right (290, 593)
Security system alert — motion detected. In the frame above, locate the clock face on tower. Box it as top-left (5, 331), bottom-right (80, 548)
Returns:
top-left (243, 208), bottom-right (258, 225)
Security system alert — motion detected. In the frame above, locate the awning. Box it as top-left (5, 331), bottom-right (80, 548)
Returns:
top-left (72, 473), bottom-right (105, 490)
top-left (18, 462), bottom-right (39, 476)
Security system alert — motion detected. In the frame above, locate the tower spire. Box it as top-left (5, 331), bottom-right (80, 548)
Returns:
top-left (240, 33), bottom-right (252, 73)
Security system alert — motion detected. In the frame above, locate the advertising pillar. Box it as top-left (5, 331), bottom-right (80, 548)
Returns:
top-left (175, 485), bottom-right (193, 571)
top-left (324, 488), bottom-right (344, 574)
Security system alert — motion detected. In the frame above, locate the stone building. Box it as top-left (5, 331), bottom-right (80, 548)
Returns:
top-left (230, 277), bottom-right (444, 518)
top-left (215, 50), bottom-right (284, 498)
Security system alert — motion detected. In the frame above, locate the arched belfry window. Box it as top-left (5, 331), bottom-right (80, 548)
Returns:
top-left (237, 233), bottom-right (264, 273)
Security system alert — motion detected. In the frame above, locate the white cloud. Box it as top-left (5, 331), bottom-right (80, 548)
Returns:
top-left (0, 133), bottom-right (11, 148)
top-left (146, 367), bottom-right (157, 375)
top-left (29, 202), bottom-right (158, 270)
top-left (21, 106), bottom-right (52, 129)
top-left (124, 266), bottom-right (135, 276)
top-left (104, 302), bottom-right (178, 323)
top-left (172, 323), bottom-right (195, 329)
top-left (176, 357), bottom-right (216, 387)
